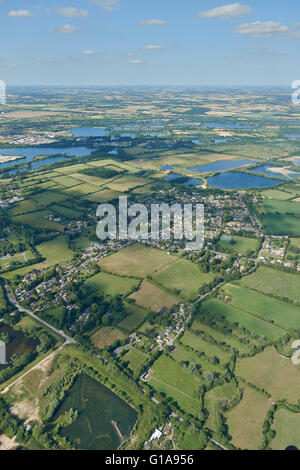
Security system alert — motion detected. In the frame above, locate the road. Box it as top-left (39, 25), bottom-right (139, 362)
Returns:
top-left (4, 284), bottom-right (76, 345)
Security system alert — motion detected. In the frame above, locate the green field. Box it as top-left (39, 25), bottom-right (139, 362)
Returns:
top-left (118, 303), bottom-right (148, 332)
top-left (226, 385), bottom-right (270, 450)
top-left (205, 381), bottom-right (241, 431)
top-left (218, 235), bottom-right (260, 255)
top-left (262, 189), bottom-right (294, 200)
top-left (99, 244), bottom-right (178, 277)
top-left (153, 258), bottom-right (214, 301)
top-left (236, 347), bottom-right (300, 403)
top-left (85, 272), bottom-right (140, 297)
top-left (260, 214), bottom-right (300, 237)
top-left (13, 210), bottom-right (64, 230)
top-left (129, 280), bottom-right (178, 312)
top-left (223, 284), bottom-right (300, 331)
top-left (122, 348), bottom-right (148, 372)
top-left (271, 409), bottom-right (300, 450)
top-left (239, 266), bottom-right (300, 304)
top-left (149, 355), bottom-right (202, 416)
top-left (200, 297), bottom-right (284, 340)
top-left (180, 330), bottom-right (231, 363)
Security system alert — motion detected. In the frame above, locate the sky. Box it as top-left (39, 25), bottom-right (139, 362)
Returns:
top-left (0, 0), bottom-right (300, 86)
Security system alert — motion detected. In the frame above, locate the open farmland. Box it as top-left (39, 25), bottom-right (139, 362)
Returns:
top-left (90, 326), bottom-right (126, 349)
top-left (223, 284), bottom-right (300, 331)
top-left (238, 267), bottom-right (300, 304)
top-left (152, 259), bottom-right (214, 301)
top-left (271, 409), bottom-right (300, 450)
top-left (99, 244), bottom-right (178, 277)
top-left (198, 297), bottom-right (284, 340)
top-left (235, 347), bottom-right (300, 403)
top-left (85, 271), bottom-right (140, 297)
top-left (129, 280), bottom-right (177, 312)
top-left (226, 386), bottom-right (270, 450)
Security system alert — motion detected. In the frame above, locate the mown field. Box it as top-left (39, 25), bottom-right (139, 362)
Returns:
top-left (218, 235), bottom-right (260, 255)
top-left (118, 303), bottom-right (148, 332)
top-left (85, 272), bottom-right (140, 297)
top-left (129, 280), bottom-right (177, 312)
top-left (223, 284), bottom-right (300, 331)
top-left (226, 385), bottom-right (270, 450)
top-left (152, 258), bottom-right (214, 301)
top-left (238, 266), bottom-right (300, 304)
top-left (99, 244), bottom-right (178, 278)
top-left (235, 347), bottom-right (300, 403)
top-left (271, 409), bottom-right (300, 450)
top-left (200, 297), bottom-right (284, 340)
top-left (90, 326), bottom-right (126, 349)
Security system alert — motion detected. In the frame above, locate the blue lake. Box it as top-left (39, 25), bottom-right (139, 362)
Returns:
top-left (192, 140), bottom-right (202, 145)
top-left (253, 164), bottom-right (300, 180)
top-left (0, 146), bottom-right (93, 174)
top-left (292, 158), bottom-right (300, 167)
top-left (164, 173), bottom-right (182, 181)
top-left (205, 123), bottom-right (252, 130)
top-left (285, 133), bottom-right (300, 139)
top-left (207, 171), bottom-right (282, 189)
top-left (183, 178), bottom-right (203, 186)
top-left (69, 127), bottom-right (108, 137)
top-left (188, 159), bottom-right (257, 174)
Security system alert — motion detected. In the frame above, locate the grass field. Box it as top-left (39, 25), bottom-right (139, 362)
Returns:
top-left (199, 297), bottom-right (284, 340)
top-left (90, 326), bottom-right (126, 349)
top-left (13, 210), bottom-right (64, 231)
top-left (235, 347), bottom-right (300, 403)
top-left (260, 214), bottom-right (300, 237)
top-left (106, 175), bottom-right (152, 192)
top-left (149, 355), bottom-right (202, 416)
top-left (51, 204), bottom-right (82, 219)
top-left (9, 199), bottom-right (40, 215)
top-left (122, 348), bottom-right (148, 372)
top-left (205, 382), bottom-right (241, 431)
top-left (226, 385), bottom-right (270, 450)
top-left (118, 303), bottom-right (148, 332)
top-left (239, 267), bottom-right (300, 304)
top-left (218, 235), bottom-right (260, 255)
top-left (180, 330), bottom-right (231, 363)
top-left (99, 244), bottom-right (178, 278)
top-left (152, 259), bottom-right (214, 301)
top-left (31, 190), bottom-right (70, 207)
top-left (262, 199), bottom-right (300, 216)
top-left (223, 284), bottom-right (300, 331)
top-left (262, 189), bottom-right (294, 200)
top-left (271, 409), bottom-right (300, 450)
top-left (129, 280), bottom-right (177, 312)
top-left (191, 320), bottom-right (253, 355)
top-left (0, 249), bottom-right (37, 271)
top-left (81, 189), bottom-right (122, 203)
top-left (85, 271), bottom-right (140, 297)
top-left (62, 183), bottom-right (100, 197)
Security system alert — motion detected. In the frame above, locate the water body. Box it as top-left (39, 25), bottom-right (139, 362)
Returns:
top-left (188, 159), bottom-right (257, 174)
top-left (120, 133), bottom-right (136, 139)
top-left (207, 171), bottom-right (282, 189)
top-left (183, 178), bottom-right (203, 186)
top-left (161, 165), bottom-right (174, 171)
top-left (253, 164), bottom-right (300, 180)
top-left (205, 123), bottom-right (252, 130)
top-left (0, 324), bottom-right (38, 369)
top-left (214, 138), bottom-right (228, 144)
top-left (69, 127), bottom-right (108, 137)
top-left (54, 374), bottom-right (137, 450)
top-left (192, 140), bottom-right (202, 145)
top-left (0, 146), bottom-right (93, 174)
top-left (285, 133), bottom-right (300, 139)
top-left (164, 173), bottom-right (182, 181)
top-left (292, 157), bottom-right (300, 167)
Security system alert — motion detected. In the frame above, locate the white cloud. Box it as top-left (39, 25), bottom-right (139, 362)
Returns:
top-left (55, 24), bottom-right (80, 35)
top-left (83, 50), bottom-right (96, 55)
top-left (140, 19), bottom-right (167, 26)
top-left (92, 0), bottom-right (119, 12)
top-left (8, 10), bottom-right (33, 18)
top-left (233, 21), bottom-right (289, 37)
top-left (289, 30), bottom-right (300, 38)
top-left (127, 59), bottom-right (143, 64)
top-left (198, 3), bottom-right (252, 20)
top-left (35, 58), bottom-right (54, 63)
top-left (54, 7), bottom-right (88, 18)
top-left (142, 45), bottom-right (164, 51)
